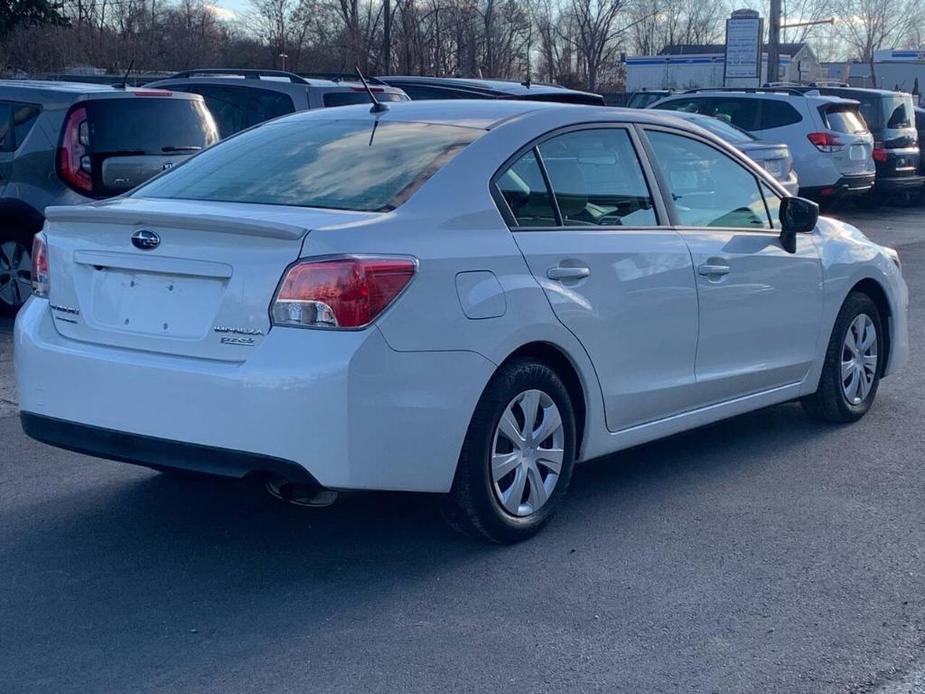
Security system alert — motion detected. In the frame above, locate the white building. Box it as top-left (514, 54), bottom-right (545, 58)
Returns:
top-left (625, 43), bottom-right (823, 92)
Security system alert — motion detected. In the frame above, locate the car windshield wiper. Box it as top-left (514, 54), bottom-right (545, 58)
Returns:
top-left (162, 145), bottom-right (202, 153)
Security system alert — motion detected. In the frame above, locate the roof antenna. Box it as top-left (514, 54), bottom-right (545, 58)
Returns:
top-left (354, 65), bottom-right (389, 114)
top-left (117, 58), bottom-right (135, 90)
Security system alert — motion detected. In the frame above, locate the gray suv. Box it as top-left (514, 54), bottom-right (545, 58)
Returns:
top-left (146, 69), bottom-right (409, 138)
top-left (0, 80), bottom-right (218, 314)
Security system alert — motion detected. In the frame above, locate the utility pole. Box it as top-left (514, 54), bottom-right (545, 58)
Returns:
top-left (383, 0), bottom-right (391, 74)
top-left (767, 0), bottom-right (782, 84)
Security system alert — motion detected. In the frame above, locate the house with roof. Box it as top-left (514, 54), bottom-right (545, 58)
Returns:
top-left (624, 42), bottom-right (823, 92)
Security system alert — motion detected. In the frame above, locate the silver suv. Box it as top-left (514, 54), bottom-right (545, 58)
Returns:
top-left (146, 69), bottom-right (409, 138)
top-left (0, 80), bottom-right (218, 314)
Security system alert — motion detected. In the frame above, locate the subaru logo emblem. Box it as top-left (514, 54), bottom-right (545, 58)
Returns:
top-left (131, 229), bottom-right (160, 250)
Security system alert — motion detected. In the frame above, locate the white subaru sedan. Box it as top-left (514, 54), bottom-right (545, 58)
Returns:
top-left (15, 101), bottom-right (909, 543)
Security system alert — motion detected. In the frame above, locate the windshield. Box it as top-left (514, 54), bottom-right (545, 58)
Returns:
top-left (687, 115), bottom-right (756, 144)
top-left (134, 119), bottom-right (483, 211)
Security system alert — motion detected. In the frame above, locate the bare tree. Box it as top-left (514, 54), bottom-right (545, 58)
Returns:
top-left (832, 0), bottom-right (920, 85)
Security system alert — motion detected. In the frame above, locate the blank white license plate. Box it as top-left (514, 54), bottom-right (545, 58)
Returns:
top-left (849, 145), bottom-right (867, 161)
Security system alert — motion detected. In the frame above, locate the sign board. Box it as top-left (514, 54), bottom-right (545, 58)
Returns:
top-left (724, 16), bottom-right (763, 80)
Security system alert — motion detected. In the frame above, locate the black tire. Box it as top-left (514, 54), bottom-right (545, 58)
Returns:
top-left (802, 292), bottom-right (883, 423)
top-left (0, 229), bottom-right (34, 317)
top-left (441, 358), bottom-right (577, 544)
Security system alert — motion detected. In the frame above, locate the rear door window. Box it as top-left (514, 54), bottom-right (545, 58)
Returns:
top-left (710, 98), bottom-right (760, 130)
top-left (885, 95), bottom-right (913, 129)
top-left (653, 97), bottom-right (709, 114)
top-left (10, 103), bottom-right (40, 149)
top-left (178, 84), bottom-right (295, 137)
top-left (0, 104), bottom-right (11, 151)
top-left (758, 100), bottom-right (802, 129)
top-left (537, 128), bottom-right (657, 227)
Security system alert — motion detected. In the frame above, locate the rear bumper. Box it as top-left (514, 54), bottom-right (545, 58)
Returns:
top-left (800, 173), bottom-right (875, 199)
top-left (21, 412), bottom-right (321, 484)
top-left (873, 175), bottom-right (925, 193)
top-left (14, 298), bottom-right (494, 492)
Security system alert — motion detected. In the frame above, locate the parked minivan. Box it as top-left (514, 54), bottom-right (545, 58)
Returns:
top-left (0, 80), bottom-right (218, 314)
top-left (811, 87), bottom-right (922, 198)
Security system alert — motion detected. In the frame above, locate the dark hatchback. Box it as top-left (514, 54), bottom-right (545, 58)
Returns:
top-left (814, 87), bottom-right (923, 195)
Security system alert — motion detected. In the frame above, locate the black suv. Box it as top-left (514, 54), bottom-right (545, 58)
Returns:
top-left (814, 87), bottom-right (923, 197)
top-left (375, 76), bottom-right (604, 105)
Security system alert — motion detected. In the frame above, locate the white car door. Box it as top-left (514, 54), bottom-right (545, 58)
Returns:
top-left (497, 126), bottom-right (701, 432)
top-left (642, 127), bottom-right (823, 405)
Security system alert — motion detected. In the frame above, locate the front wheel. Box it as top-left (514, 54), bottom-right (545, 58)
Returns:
top-left (802, 292), bottom-right (883, 423)
top-left (442, 359), bottom-right (577, 543)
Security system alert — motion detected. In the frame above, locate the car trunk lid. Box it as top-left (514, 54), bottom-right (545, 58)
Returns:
top-left (42, 198), bottom-right (377, 361)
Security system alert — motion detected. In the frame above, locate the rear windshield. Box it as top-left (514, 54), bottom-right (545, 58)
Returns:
top-left (854, 93), bottom-right (914, 130)
top-left (86, 98), bottom-right (219, 153)
top-left (322, 91), bottom-right (407, 108)
top-left (134, 119), bottom-right (483, 211)
top-left (822, 106), bottom-right (868, 134)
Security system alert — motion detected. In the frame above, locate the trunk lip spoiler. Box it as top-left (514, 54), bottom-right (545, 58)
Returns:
top-left (44, 205), bottom-right (308, 241)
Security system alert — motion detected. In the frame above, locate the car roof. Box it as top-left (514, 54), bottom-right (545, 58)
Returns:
top-left (147, 71), bottom-right (405, 92)
top-left (652, 89), bottom-right (859, 106)
top-left (282, 99), bottom-right (699, 130)
top-left (377, 75), bottom-right (598, 97)
top-left (0, 79), bottom-right (204, 104)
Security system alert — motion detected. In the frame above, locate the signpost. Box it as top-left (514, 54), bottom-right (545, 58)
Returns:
top-left (724, 10), bottom-right (763, 86)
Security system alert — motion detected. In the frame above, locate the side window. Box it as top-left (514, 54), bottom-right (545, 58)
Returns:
top-left (710, 98), bottom-right (760, 130)
top-left (646, 130), bottom-right (771, 230)
top-left (654, 98), bottom-right (708, 114)
top-left (761, 182), bottom-right (782, 230)
top-left (759, 100), bottom-right (802, 129)
top-left (496, 150), bottom-right (557, 227)
top-left (10, 103), bottom-right (40, 148)
top-left (184, 85), bottom-right (294, 137)
top-left (0, 104), bottom-right (11, 151)
top-left (537, 128), bottom-right (657, 226)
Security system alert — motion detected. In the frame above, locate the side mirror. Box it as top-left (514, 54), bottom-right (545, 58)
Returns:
top-left (778, 196), bottom-right (819, 254)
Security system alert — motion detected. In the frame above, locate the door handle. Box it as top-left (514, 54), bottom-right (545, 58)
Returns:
top-left (547, 265), bottom-right (591, 281)
top-left (697, 263), bottom-right (730, 277)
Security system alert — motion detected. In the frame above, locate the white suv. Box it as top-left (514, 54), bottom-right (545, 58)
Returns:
top-left (649, 88), bottom-right (875, 202)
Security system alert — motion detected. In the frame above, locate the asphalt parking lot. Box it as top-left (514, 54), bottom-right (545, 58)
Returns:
top-left (1, 206), bottom-right (923, 694)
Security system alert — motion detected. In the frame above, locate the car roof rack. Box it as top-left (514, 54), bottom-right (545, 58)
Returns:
top-left (165, 69), bottom-right (309, 84)
top-left (299, 71), bottom-right (387, 86)
top-left (679, 86), bottom-right (819, 96)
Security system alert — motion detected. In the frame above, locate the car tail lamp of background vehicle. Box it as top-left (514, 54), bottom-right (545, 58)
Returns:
top-left (31, 234), bottom-right (48, 298)
top-left (872, 144), bottom-right (889, 163)
top-left (807, 132), bottom-right (843, 153)
top-left (56, 106), bottom-right (93, 194)
top-left (271, 256), bottom-right (416, 329)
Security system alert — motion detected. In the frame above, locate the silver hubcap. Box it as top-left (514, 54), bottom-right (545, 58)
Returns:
top-left (841, 313), bottom-right (878, 405)
top-left (0, 240), bottom-right (32, 308)
top-left (491, 389), bottom-right (564, 517)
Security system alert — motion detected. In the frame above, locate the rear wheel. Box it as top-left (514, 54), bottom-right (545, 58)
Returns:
top-left (442, 359), bottom-right (576, 543)
top-left (0, 231), bottom-right (33, 316)
top-left (802, 292), bottom-right (883, 423)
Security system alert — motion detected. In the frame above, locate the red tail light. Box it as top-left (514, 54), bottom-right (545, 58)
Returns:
top-left (31, 233), bottom-right (49, 298)
top-left (271, 256), bottom-right (417, 329)
top-left (807, 132), bottom-right (843, 152)
top-left (872, 147), bottom-right (888, 163)
top-left (57, 106), bottom-right (93, 194)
